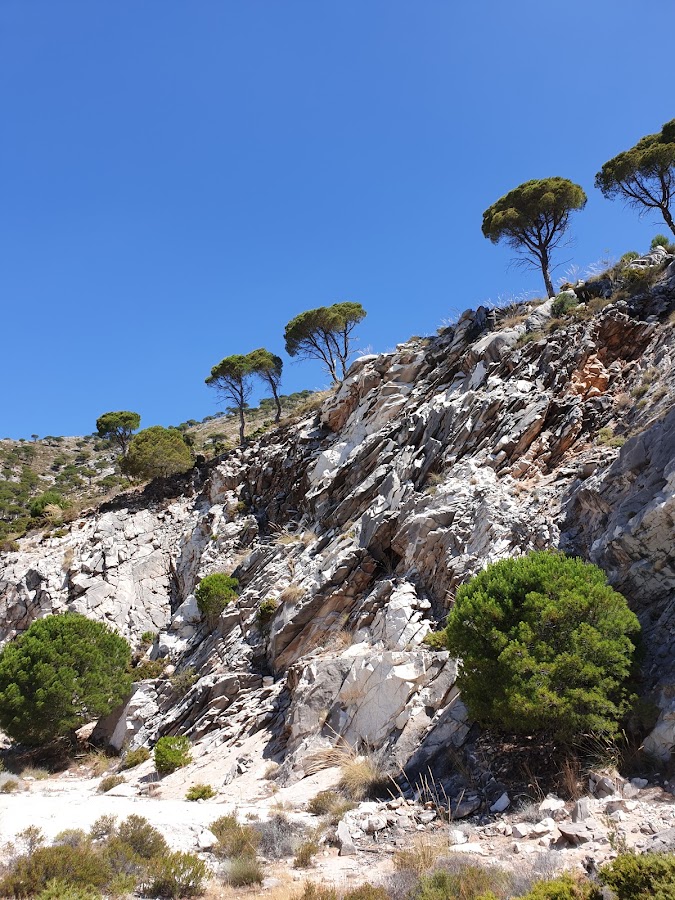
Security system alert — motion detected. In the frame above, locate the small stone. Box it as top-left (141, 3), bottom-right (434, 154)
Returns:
top-left (573, 797), bottom-right (594, 822)
top-left (631, 778), bottom-right (649, 790)
top-left (449, 829), bottom-right (467, 845)
top-left (511, 823), bottom-right (531, 839)
top-left (418, 811), bottom-right (437, 824)
top-left (365, 815), bottom-right (387, 834)
top-left (197, 830), bottom-right (217, 850)
top-left (490, 792), bottom-right (510, 813)
top-left (337, 821), bottom-right (357, 856)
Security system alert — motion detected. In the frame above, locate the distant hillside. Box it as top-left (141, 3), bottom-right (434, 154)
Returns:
top-left (0, 389), bottom-right (323, 544)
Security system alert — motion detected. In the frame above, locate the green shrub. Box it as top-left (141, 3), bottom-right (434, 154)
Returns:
top-left (185, 783), bottom-right (215, 801)
top-left (620, 251), bottom-right (640, 264)
top-left (422, 630), bottom-right (448, 650)
top-left (293, 839), bottom-right (319, 868)
top-left (53, 829), bottom-right (89, 848)
top-left (98, 774), bottom-right (124, 793)
top-left (154, 736), bottom-right (192, 775)
top-left (343, 887), bottom-right (389, 900)
top-left (307, 790), bottom-right (356, 823)
top-left (117, 815), bottom-right (168, 859)
top-left (210, 815), bottom-right (261, 858)
top-left (551, 292), bottom-right (578, 317)
top-left (29, 491), bottom-right (69, 519)
top-left (227, 855), bottom-right (264, 886)
top-left (0, 845), bottom-right (111, 898)
top-left (140, 631), bottom-right (156, 645)
top-left (651, 234), bottom-right (670, 250)
top-left (0, 613), bottom-right (132, 746)
top-left (142, 851), bottom-right (207, 898)
top-left (1, 778), bottom-right (19, 792)
top-left (121, 426), bottom-right (193, 482)
top-left (120, 747), bottom-right (151, 770)
top-left (599, 851), bottom-right (675, 900)
top-left (445, 551), bottom-right (640, 741)
top-left (170, 667), bottom-right (197, 697)
top-left (195, 573), bottom-right (239, 627)
top-left (412, 864), bottom-right (510, 900)
top-left (519, 874), bottom-right (600, 898)
top-left (257, 597), bottom-right (279, 627)
top-left (36, 881), bottom-right (101, 900)
top-left (132, 658), bottom-right (166, 680)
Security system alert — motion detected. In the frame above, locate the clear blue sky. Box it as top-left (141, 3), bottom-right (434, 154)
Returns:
top-left (1, 0), bottom-right (672, 438)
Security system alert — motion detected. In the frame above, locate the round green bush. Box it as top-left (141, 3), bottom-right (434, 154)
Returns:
top-left (154, 735), bottom-right (192, 775)
top-left (120, 425), bottom-right (193, 481)
top-left (599, 851), bottom-right (675, 900)
top-left (445, 551), bottom-right (640, 741)
top-left (29, 491), bottom-right (69, 519)
top-left (195, 573), bottom-right (239, 627)
top-left (651, 234), bottom-right (670, 250)
top-left (0, 613), bottom-right (132, 746)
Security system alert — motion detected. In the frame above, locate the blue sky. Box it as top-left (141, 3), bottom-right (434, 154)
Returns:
top-left (1, 0), bottom-right (673, 438)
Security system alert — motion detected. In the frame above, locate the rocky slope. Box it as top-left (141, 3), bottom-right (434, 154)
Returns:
top-left (1, 249), bottom-right (675, 803)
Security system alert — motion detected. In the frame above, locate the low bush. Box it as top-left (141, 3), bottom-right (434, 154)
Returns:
top-left (194, 573), bottom-right (238, 628)
top-left (88, 815), bottom-right (117, 841)
top-left (36, 882), bottom-right (101, 900)
top-left (53, 829), bottom-right (89, 849)
top-left (170, 667), bottom-right (197, 697)
top-left (132, 658), bottom-right (166, 680)
top-left (551, 292), bottom-right (578, 318)
top-left (154, 736), bottom-right (192, 775)
top-left (120, 746), bottom-right (151, 770)
top-left (651, 234), bottom-right (671, 250)
top-left (0, 845), bottom-right (111, 897)
top-left (411, 863), bottom-right (511, 900)
top-left (141, 851), bottom-right (207, 898)
top-left (518, 873), bottom-right (597, 899)
top-left (210, 815), bottom-right (260, 858)
top-left (185, 783), bottom-right (215, 801)
top-left (307, 790), bottom-right (356, 824)
top-left (227, 854), bottom-right (264, 886)
top-left (599, 851), bottom-right (675, 900)
top-left (394, 835), bottom-right (446, 875)
top-left (117, 815), bottom-right (168, 859)
top-left (1, 778), bottom-right (19, 793)
top-left (293, 839), bottom-right (319, 868)
top-left (252, 812), bottom-right (307, 859)
top-left (257, 597), bottom-right (279, 627)
top-left (98, 774), bottom-right (124, 793)
top-left (343, 887), bottom-right (389, 900)
top-left (422, 630), bottom-right (447, 651)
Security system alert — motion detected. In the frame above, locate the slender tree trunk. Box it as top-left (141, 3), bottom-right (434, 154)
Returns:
top-left (661, 205), bottom-right (675, 237)
top-left (271, 382), bottom-right (282, 423)
top-left (540, 246), bottom-right (555, 298)
top-left (238, 406), bottom-right (246, 446)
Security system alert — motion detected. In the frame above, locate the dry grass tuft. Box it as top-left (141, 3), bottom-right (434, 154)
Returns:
top-left (393, 834), bottom-right (447, 875)
top-left (279, 583), bottom-right (305, 603)
top-left (338, 754), bottom-right (389, 801)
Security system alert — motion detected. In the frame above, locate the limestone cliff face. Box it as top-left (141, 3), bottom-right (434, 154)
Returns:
top-left (1, 258), bottom-right (675, 784)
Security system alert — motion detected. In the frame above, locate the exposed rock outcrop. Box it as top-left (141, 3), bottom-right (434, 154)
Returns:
top-left (2, 272), bottom-right (675, 784)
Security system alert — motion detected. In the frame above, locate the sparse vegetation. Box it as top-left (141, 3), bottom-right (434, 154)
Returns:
top-left (194, 572), bottom-right (239, 628)
top-left (153, 735), bottom-right (192, 775)
top-left (185, 783), bottom-right (215, 801)
top-left (293, 839), bottom-right (319, 868)
top-left (98, 774), bottom-right (124, 793)
top-left (226, 854), bottom-right (264, 886)
top-left (210, 815), bottom-right (261, 858)
top-left (120, 746), bottom-right (151, 770)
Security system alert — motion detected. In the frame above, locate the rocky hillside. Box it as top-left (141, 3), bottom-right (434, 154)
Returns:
top-left (1, 247), bottom-right (675, 803)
